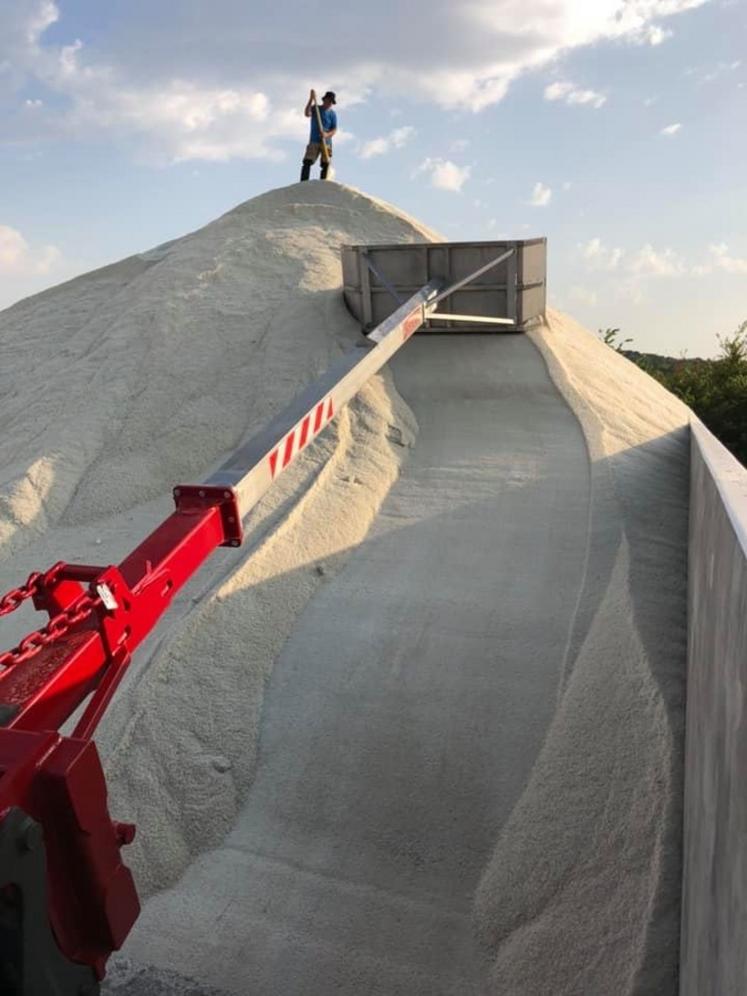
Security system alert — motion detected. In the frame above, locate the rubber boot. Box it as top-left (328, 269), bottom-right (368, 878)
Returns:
top-left (300, 159), bottom-right (312, 181)
top-left (320, 161), bottom-right (330, 180)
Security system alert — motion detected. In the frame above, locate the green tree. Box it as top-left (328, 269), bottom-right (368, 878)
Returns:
top-left (659, 322), bottom-right (747, 465)
top-left (598, 321), bottom-right (747, 466)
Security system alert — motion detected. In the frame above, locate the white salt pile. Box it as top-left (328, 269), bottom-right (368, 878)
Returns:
top-left (0, 181), bottom-right (439, 894)
top-left (0, 185), bottom-right (690, 996)
top-left (475, 310), bottom-right (690, 993)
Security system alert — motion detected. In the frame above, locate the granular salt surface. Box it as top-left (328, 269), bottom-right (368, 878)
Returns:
top-left (0, 191), bottom-right (691, 995)
top-left (475, 309), bottom-right (690, 994)
top-left (0, 181), bottom-right (440, 894)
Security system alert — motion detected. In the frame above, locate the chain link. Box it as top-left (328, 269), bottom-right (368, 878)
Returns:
top-left (0, 572), bottom-right (45, 617)
top-left (0, 568), bottom-right (100, 669)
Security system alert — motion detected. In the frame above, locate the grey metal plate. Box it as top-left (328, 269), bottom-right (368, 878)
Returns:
top-left (341, 241), bottom-right (546, 333)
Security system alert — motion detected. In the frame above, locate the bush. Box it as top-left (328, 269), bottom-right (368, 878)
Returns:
top-left (657, 322), bottom-right (747, 465)
top-left (598, 322), bottom-right (747, 466)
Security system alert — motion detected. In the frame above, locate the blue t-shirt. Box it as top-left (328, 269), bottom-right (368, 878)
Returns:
top-left (310, 106), bottom-right (337, 145)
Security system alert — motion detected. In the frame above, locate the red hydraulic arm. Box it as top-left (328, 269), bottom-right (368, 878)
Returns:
top-left (0, 486), bottom-right (242, 993)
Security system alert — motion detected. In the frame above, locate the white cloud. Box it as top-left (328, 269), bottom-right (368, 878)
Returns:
top-left (359, 125), bottom-right (415, 159)
top-left (687, 59), bottom-right (742, 84)
top-left (333, 128), bottom-right (355, 146)
top-left (0, 0), bottom-right (714, 161)
top-left (574, 238), bottom-right (747, 320)
top-left (0, 223), bottom-right (86, 310)
top-left (25, 1), bottom-right (58, 44)
top-left (414, 158), bottom-right (471, 192)
top-left (709, 243), bottom-right (747, 274)
top-left (660, 122), bottom-right (682, 135)
top-left (57, 54), bottom-right (282, 162)
top-left (580, 237), bottom-right (624, 270)
top-left (0, 224), bottom-right (61, 275)
top-left (643, 24), bottom-right (673, 44)
top-left (694, 243), bottom-right (747, 275)
top-left (529, 181), bottom-right (552, 207)
top-left (628, 243), bottom-right (686, 277)
top-left (575, 240), bottom-right (686, 307)
top-left (544, 80), bottom-right (606, 108)
top-left (580, 238), bottom-right (685, 279)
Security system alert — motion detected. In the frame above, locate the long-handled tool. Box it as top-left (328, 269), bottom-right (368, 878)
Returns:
top-left (310, 89), bottom-right (333, 180)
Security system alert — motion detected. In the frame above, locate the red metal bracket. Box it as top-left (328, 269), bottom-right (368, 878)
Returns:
top-left (172, 484), bottom-right (243, 547)
top-left (0, 481), bottom-right (245, 985)
top-left (0, 728), bottom-right (140, 980)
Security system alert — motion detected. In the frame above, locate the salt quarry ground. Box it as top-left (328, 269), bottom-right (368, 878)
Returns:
top-left (0, 183), bottom-right (691, 995)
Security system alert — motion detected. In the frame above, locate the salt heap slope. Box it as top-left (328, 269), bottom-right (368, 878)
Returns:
top-left (109, 304), bottom-right (691, 996)
top-left (0, 181), bottom-right (436, 555)
top-left (476, 309), bottom-right (691, 994)
top-left (0, 181), bottom-right (439, 894)
top-left (2, 186), bottom-right (693, 994)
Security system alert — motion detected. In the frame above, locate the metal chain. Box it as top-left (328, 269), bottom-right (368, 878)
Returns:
top-left (0, 567), bottom-right (100, 669)
top-left (0, 572), bottom-right (45, 617)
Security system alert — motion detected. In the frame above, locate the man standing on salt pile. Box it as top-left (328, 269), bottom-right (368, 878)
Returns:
top-left (300, 89), bottom-right (337, 181)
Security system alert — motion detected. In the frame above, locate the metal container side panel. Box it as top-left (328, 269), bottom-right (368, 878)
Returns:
top-left (367, 246), bottom-right (429, 287)
top-left (340, 240), bottom-right (545, 332)
top-left (519, 240), bottom-right (547, 288)
top-left (343, 239), bottom-right (514, 252)
top-left (343, 289), bottom-right (365, 324)
top-left (355, 241), bottom-right (518, 288)
top-left (445, 243), bottom-right (515, 285)
top-left (370, 290), bottom-right (401, 325)
top-left (359, 257), bottom-right (374, 327)
top-left (426, 246), bottom-right (452, 282)
top-left (681, 422), bottom-right (747, 996)
top-left (426, 321), bottom-right (516, 332)
top-left (506, 250), bottom-right (518, 323)
top-left (341, 247), bottom-right (361, 289)
top-left (447, 288), bottom-right (509, 318)
top-left (517, 284), bottom-right (547, 326)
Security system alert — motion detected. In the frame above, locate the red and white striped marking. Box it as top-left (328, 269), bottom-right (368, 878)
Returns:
top-left (268, 396), bottom-right (335, 479)
top-left (402, 308), bottom-right (423, 341)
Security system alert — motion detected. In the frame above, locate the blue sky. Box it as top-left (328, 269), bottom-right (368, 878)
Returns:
top-left (1, 0), bottom-right (745, 356)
